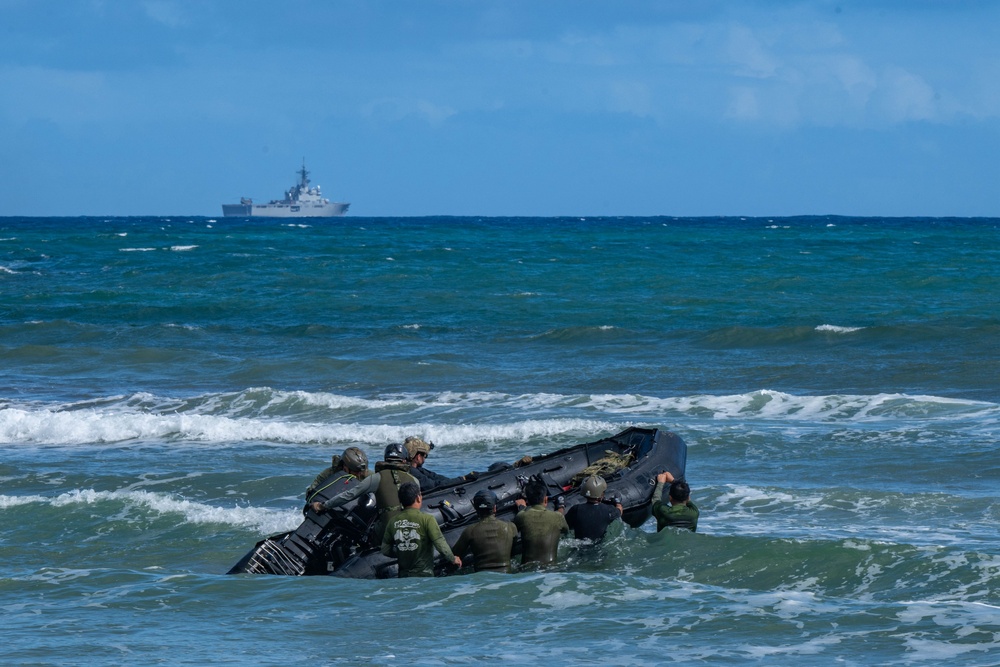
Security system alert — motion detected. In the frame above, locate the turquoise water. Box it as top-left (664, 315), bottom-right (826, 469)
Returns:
top-left (2, 216), bottom-right (999, 665)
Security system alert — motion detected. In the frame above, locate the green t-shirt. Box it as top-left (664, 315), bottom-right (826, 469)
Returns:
top-left (513, 505), bottom-right (570, 566)
top-left (453, 515), bottom-right (518, 573)
top-left (381, 508), bottom-right (455, 577)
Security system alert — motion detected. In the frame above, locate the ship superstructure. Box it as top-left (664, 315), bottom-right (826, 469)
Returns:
top-left (223, 161), bottom-right (349, 217)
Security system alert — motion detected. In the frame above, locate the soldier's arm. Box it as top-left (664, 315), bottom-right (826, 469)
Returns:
top-left (322, 473), bottom-right (378, 510)
top-left (427, 516), bottom-right (458, 563)
top-left (452, 527), bottom-right (472, 560)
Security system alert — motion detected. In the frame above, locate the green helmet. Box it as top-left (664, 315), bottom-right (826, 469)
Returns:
top-left (581, 475), bottom-right (607, 500)
top-left (341, 447), bottom-right (368, 473)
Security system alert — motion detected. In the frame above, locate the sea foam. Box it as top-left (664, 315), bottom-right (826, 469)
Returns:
top-left (0, 389), bottom-right (996, 447)
top-left (0, 488), bottom-right (300, 535)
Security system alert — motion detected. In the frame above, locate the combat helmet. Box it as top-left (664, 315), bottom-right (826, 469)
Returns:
top-left (341, 447), bottom-right (368, 474)
top-left (403, 435), bottom-right (434, 460)
top-left (581, 475), bottom-right (607, 500)
top-left (384, 442), bottom-right (408, 462)
top-left (472, 489), bottom-right (498, 513)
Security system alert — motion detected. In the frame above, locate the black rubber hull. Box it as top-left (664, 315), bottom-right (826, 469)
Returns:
top-left (228, 427), bottom-right (686, 577)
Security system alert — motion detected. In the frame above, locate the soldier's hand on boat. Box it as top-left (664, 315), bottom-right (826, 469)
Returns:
top-left (309, 501), bottom-right (326, 513)
top-left (463, 471), bottom-right (479, 481)
top-left (453, 556), bottom-right (462, 567)
top-left (553, 495), bottom-right (566, 511)
top-left (656, 471), bottom-right (675, 484)
top-left (513, 455), bottom-right (533, 468)
top-left (514, 498), bottom-right (527, 510)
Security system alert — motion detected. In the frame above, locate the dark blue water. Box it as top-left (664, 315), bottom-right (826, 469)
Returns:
top-left (2, 216), bottom-right (999, 664)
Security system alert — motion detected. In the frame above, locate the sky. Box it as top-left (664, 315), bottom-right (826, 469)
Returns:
top-left (1, 0), bottom-right (998, 217)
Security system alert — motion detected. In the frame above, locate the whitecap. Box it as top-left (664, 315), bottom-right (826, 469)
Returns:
top-left (815, 324), bottom-right (864, 333)
top-left (3, 488), bottom-right (300, 535)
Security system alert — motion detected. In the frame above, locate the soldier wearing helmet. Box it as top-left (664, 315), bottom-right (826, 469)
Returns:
top-left (564, 475), bottom-right (622, 542)
top-left (404, 436), bottom-right (478, 492)
top-left (310, 442), bottom-right (418, 542)
top-left (452, 489), bottom-right (518, 573)
top-left (304, 446), bottom-right (370, 505)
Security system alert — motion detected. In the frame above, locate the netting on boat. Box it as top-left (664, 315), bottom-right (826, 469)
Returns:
top-left (571, 450), bottom-right (635, 485)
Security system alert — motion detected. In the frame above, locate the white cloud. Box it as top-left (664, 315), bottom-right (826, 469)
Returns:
top-left (0, 66), bottom-right (112, 124)
top-left (607, 80), bottom-right (653, 117)
top-left (875, 66), bottom-right (937, 122)
top-left (726, 24), bottom-right (780, 79)
top-left (726, 86), bottom-right (760, 121)
top-left (360, 97), bottom-right (456, 125)
top-left (143, 1), bottom-right (184, 28)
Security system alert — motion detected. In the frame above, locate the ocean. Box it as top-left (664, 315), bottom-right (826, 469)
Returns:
top-left (2, 215), bottom-right (998, 665)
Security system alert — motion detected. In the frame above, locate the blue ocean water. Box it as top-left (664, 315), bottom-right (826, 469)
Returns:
top-left (1, 215), bottom-right (999, 665)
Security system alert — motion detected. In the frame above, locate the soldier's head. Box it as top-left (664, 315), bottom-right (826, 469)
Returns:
top-left (341, 447), bottom-right (369, 476)
top-left (472, 489), bottom-right (498, 518)
top-left (383, 442), bottom-right (408, 463)
top-left (403, 436), bottom-right (433, 467)
top-left (524, 480), bottom-right (548, 506)
top-left (581, 475), bottom-right (607, 503)
top-left (398, 481), bottom-right (421, 508)
top-left (668, 480), bottom-right (691, 504)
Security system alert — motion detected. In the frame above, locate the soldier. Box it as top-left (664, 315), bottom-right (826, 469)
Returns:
top-left (304, 446), bottom-right (369, 505)
top-left (310, 443), bottom-right (417, 542)
top-left (404, 436), bottom-right (477, 492)
top-left (381, 481), bottom-right (461, 577)
top-left (652, 471), bottom-right (699, 532)
top-left (564, 475), bottom-right (622, 542)
top-left (453, 490), bottom-right (518, 573)
top-left (513, 480), bottom-right (570, 568)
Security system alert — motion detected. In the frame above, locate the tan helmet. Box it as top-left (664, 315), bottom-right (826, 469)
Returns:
top-left (403, 436), bottom-right (433, 460)
top-left (341, 447), bottom-right (368, 474)
top-left (581, 475), bottom-right (607, 500)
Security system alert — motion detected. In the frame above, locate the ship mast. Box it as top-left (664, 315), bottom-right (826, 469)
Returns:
top-left (297, 159), bottom-right (310, 188)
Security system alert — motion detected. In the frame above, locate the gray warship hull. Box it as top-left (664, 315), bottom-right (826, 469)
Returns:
top-left (222, 201), bottom-right (349, 218)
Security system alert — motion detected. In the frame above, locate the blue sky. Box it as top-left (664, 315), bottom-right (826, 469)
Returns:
top-left (1, 0), bottom-right (998, 217)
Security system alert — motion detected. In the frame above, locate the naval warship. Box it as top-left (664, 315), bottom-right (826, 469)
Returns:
top-left (222, 161), bottom-right (349, 217)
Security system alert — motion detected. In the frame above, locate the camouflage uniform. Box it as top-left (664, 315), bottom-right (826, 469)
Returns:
top-left (651, 480), bottom-right (699, 532)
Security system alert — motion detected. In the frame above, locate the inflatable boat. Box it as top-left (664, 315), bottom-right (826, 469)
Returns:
top-left (228, 427), bottom-right (686, 578)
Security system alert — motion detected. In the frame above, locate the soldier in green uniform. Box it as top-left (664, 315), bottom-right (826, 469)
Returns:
top-left (513, 480), bottom-right (570, 568)
top-left (310, 443), bottom-right (417, 543)
top-left (381, 481), bottom-right (461, 577)
top-left (453, 490), bottom-right (518, 573)
top-left (651, 471), bottom-right (699, 532)
top-left (304, 446), bottom-right (369, 504)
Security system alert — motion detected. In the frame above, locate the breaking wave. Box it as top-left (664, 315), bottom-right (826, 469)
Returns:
top-left (0, 388), bottom-right (996, 447)
top-left (0, 488), bottom-right (300, 535)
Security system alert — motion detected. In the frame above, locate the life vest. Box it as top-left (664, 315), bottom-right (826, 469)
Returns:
top-left (305, 471), bottom-right (356, 504)
top-left (373, 462), bottom-right (417, 514)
